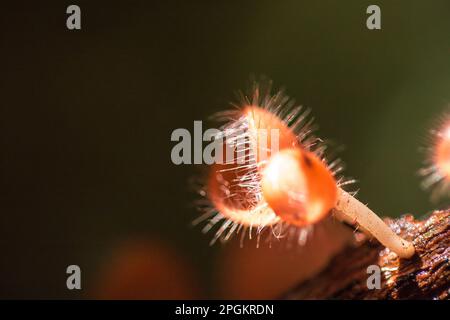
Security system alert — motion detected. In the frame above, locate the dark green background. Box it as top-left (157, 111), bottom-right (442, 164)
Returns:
top-left (2, 1), bottom-right (450, 298)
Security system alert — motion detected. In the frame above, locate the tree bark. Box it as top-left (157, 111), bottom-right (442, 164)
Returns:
top-left (283, 210), bottom-right (449, 300)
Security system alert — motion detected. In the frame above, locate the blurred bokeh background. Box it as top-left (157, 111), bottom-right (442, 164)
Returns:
top-left (2, 0), bottom-right (450, 298)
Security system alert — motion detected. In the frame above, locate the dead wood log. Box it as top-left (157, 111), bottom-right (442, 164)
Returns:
top-left (283, 210), bottom-right (449, 299)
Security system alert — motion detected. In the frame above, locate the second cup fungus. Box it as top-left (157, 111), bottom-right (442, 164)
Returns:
top-left (199, 81), bottom-right (416, 259)
top-left (421, 111), bottom-right (450, 200)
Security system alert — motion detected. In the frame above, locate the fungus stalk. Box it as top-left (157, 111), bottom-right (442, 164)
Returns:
top-left (333, 189), bottom-right (415, 259)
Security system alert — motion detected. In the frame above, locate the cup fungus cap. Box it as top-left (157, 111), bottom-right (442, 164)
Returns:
top-left (206, 104), bottom-right (318, 229)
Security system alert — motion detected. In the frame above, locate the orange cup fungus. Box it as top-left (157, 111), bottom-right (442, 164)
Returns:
top-left (198, 83), bottom-right (415, 259)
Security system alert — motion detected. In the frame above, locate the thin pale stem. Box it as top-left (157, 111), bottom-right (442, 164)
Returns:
top-left (334, 189), bottom-right (415, 259)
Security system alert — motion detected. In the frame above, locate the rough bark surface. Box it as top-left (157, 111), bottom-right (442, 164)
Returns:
top-left (283, 210), bottom-right (449, 300)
